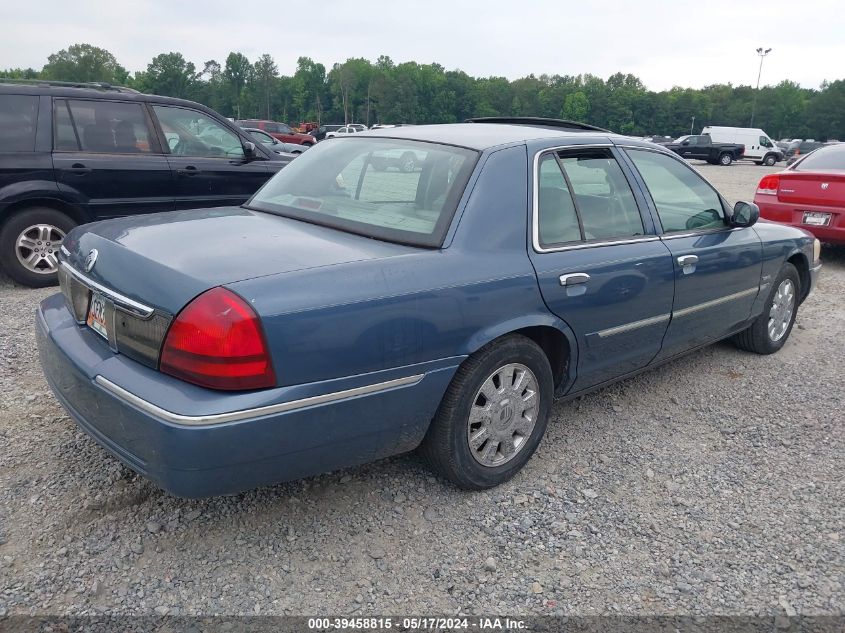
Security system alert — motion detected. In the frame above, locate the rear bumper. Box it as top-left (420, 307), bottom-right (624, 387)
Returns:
top-left (37, 294), bottom-right (459, 497)
top-left (756, 197), bottom-right (845, 244)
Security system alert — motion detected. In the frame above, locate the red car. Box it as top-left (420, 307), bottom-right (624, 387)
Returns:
top-left (236, 119), bottom-right (315, 146)
top-left (754, 143), bottom-right (845, 244)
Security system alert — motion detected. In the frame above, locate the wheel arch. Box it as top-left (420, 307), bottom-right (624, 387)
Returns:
top-left (786, 250), bottom-right (811, 303)
top-left (1, 196), bottom-right (90, 227)
top-left (461, 315), bottom-right (577, 394)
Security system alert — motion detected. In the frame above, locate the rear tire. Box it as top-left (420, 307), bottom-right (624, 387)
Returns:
top-left (420, 334), bottom-right (554, 489)
top-left (733, 263), bottom-right (800, 354)
top-left (0, 207), bottom-right (77, 287)
top-left (719, 153), bottom-right (733, 166)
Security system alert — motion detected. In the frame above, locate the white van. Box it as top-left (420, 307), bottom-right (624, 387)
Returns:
top-left (700, 126), bottom-right (783, 166)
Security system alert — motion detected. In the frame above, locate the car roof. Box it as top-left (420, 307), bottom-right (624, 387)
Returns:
top-left (0, 81), bottom-right (219, 113)
top-left (364, 122), bottom-right (616, 151)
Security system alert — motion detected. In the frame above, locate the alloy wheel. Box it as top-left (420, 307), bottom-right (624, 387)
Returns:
top-left (15, 224), bottom-right (65, 275)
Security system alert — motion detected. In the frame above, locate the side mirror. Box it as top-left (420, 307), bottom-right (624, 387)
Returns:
top-left (731, 201), bottom-right (760, 227)
top-left (243, 141), bottom-right (257, 159)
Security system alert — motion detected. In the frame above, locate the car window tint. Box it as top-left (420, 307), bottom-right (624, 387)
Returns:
top-left (537, 154), bottom-right (581, 246)
top-left (559, 149), bottom-right (644, 240)
top-left (627, 149), bottom-right (726, 233)
top-left (249, 138), bottom-right (477, 247)
top-left (0, 94), bottom-right (39, 152)
top-left (66, 100), bottom-right (154, 154)
top-left (53, 101), bottom-right (79, 151)
top-left (794, 144), bottom-right (845, 170)
top-left (153, 106), bottom-right (244, 159)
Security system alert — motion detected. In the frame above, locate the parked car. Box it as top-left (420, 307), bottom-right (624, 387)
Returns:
top-left (37, 119), bottom-right (820, 497)
top-left (236, 119), bottom-right (316, 146)
top-left (701, 126), bottom-right (782, 165)
top-left (0, 81), bottom-right (292, 287)
top-left (754, 142), bottom-right (844, 244)
top-left (312, 124), bottom-right (344, 141)
top-left (785, 140), bottom-right (826, 166)
top-left (242, 127), bottom-right (306, 155)
top-left (325, 125), bottom-right (366, 139)
top-left (664, 135), bottom-right (746, 165)
top-left (643, 135), bottom-right (674, 145)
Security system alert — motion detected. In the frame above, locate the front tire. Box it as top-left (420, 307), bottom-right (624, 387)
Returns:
top-left (733, 263), bottom-right (800, 354)
top-left (719, 152), bottom-right (733, 166)
top-left (0, 207), bottom-right (77, 287)
top-left (420, 335), bottom-right (553, 489)
top-left (763, 154), bottom-right (778, 166)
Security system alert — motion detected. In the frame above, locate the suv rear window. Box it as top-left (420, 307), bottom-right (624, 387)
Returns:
top-left (0, 94), bottom-right (39, 152)
top-left (248, 137), bottom-right (478, 247)
top-left (56, 100), bottom-right (155, 153)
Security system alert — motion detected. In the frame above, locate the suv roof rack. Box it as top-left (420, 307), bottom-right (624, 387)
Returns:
top-left (0, 78), bottom-right (140, 93)
top-left (466, 116), bottom-right (610, 133)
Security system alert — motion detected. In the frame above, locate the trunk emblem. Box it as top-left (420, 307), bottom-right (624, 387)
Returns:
top-left (821, 182), bottom-right (829, 190)
top-left (84, 249), bottom-right (98, 273)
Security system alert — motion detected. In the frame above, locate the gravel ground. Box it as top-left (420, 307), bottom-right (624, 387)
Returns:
top-left (0, 162), bottom-right (843, 618)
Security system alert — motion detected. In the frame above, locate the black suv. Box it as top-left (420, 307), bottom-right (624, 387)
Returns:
top-left (0, 80), bottom-right (292, 287)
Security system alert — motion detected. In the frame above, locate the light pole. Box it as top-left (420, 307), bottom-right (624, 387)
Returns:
top-left (750, 47), bottom-right (772, 127)
top-left (690, 116), bottom-right (695, 135)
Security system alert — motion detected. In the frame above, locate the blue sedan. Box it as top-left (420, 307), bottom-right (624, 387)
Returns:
top-left (37, 118), bottom-right (821, 497)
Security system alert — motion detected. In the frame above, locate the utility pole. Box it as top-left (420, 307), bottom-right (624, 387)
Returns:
top-left (750, 47), bottom-right (772, 127)
top-left (690, 116), bottom-right (695, 135)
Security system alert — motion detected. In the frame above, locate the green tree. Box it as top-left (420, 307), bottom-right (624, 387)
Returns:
top-left (223, 52), bottom-right (252, 119)
top-left (41, 44), bottom-right (128, 84)
top-left (136, 52), bottom-right (197, 99)
top-left (561, 91), bottom-right (590, 122)
top-left (252, 54), bottom-right (278, 119)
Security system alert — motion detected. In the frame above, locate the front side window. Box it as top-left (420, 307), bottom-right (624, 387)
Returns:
top-left (627, 149), bottom-right (726, 233)
top-left (61, 100), bottom-right (154, 154)
top-left (153, 106), bottom-right (244, 158)
top-left (760, 136), bottom-right (772, 148)
top-left (248, 138), bottom-right (477, 247)
top-left (0, 94), bottom-right (39, 152)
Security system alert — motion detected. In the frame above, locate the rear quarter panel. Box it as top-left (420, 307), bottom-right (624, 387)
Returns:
top-left (228, 144), bottom-right (569, 388)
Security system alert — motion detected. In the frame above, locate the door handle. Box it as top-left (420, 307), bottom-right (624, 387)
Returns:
top-left (177, 166), bottom-right (201, 176)
top-left (677, 255), bottom-right (699, 267)
top-left (559, 273), bottom-right (591, 286)
top-left (64, 164), bottom-right (91, 175)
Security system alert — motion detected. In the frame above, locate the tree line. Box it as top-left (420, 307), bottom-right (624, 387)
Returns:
top-left (3, 43), bottom-right (844, 140)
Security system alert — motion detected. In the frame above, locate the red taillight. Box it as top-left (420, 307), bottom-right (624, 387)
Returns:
top-left (160, 287), bottom-right (276, 391)
top-left (757, 174), bottom-right (780, 196)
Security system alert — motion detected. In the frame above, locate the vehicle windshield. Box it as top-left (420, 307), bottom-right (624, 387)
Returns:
top-left (246, 137), bottom-right (478, 247)
top-left (794, 144), bottom-right (845, 170)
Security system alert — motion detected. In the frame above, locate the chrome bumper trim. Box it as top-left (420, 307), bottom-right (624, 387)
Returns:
top-left (672, 287), bottom-right (759, 318)
top-left (94, 373), bottom-right (425, 426)
top-left (60, 261), bottom-right (156, 318)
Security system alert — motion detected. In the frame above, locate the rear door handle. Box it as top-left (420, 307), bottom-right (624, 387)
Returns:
top-left (177, 166), bottom-right (201, 176)
top-left (559, 273), bottom-right (590, 286)
top-left (677, 255), bottom-right (699, 266)
top-left (64, 163), bottom-right (91, 175)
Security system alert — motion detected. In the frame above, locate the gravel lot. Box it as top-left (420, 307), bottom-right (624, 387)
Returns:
top-left (1, 161), bottom-right (843, 618)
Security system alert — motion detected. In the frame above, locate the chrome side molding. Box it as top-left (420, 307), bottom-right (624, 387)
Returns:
top-left (95, 373), bottom-right (425, 426)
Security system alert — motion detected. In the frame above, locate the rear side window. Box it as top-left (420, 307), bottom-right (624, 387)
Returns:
top-left (0, 94), bottom-right (39, 152)
top-left (536, 148), bottom-right (644, 248)
top-left (57, 100), bottom-right (155, 154)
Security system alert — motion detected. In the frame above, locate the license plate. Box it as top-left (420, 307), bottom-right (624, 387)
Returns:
top-left (86, 292), bottom-right (110, 340)
top-left (802, 211), bottom-right (832, 226)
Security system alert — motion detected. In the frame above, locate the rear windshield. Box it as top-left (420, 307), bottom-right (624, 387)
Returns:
top-left (794, 144), bottom-right (845, 170)
top-left (247, 137), bottom-right (478, 247)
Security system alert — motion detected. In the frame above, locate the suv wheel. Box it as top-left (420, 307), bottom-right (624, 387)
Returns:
top-left (0, 207), bottom-right (77, 287)
top-left (420, 334), bottom-right (553, 489)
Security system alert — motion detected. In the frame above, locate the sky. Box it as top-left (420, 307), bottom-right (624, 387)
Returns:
top-left (2, 0), bottom-right (844, 91)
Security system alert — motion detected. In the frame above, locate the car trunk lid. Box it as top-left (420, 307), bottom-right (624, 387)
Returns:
top-left (777, 171), bottom-right (845, 205)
